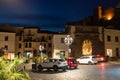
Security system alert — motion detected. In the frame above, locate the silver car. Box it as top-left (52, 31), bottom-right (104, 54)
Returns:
top-left (37, 58), bottom-right (68, 71)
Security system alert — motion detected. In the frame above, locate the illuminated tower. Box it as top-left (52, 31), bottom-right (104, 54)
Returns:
top-left (98, 6), bottom-right (102, 19)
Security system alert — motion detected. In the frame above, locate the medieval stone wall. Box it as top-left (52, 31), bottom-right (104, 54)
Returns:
top-left (70, 26), bottom-right (104, 58)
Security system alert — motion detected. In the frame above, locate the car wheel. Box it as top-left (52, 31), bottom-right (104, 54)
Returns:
top-left (63, 67), bottom-right (66, 71)
top-left (67, 66), bottom-right (70, 69)
top-left (53, 65), bottom-right (58, 71)
top-left (38, 65), bottom-right (43, 71)
top-left (88, 61), bottom-right (92, 65)
top-left (74, 66), bottom-right (77, 69)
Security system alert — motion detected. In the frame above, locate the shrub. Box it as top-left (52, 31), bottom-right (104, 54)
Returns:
top-left (0, 57), bottom-right (31, 80)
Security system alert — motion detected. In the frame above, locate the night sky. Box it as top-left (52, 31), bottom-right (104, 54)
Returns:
top-left (0, 0), bottom-right (119, 32)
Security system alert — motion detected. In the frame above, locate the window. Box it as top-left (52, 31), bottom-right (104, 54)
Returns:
top-left (116, 48), bottom-right (119, 57)
top-left (25, 43), bottom-right (28, 48)
top-left (19, 37), bottom-right (22, 41)
top-left (44, 43), bottom-right (46, 48)
top-left (5, 45), bottom-right (8, 50)
top-left (29, 43), bottom-right (32, 48)
top-left (19, 43), bottom-right (22, 48)
top-left (115, 36), bottom-right (119, 42)
top-left (48, 36), bottom-right (51, 40)
top-left (60, 51), bottom-right (65, 58)
top-left (107, 35), bottom-right (111, 41)
top-left (5, 36), bottom-right (8, 41)
top-left (41, 36), bottom-right (45, 41)
top-left (61, 38), bottom-right (64, 43)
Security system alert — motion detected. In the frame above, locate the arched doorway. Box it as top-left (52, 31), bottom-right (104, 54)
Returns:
top-left (82, 40), bottom-right (92, 56)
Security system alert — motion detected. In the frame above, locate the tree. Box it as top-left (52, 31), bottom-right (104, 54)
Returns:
top-left (0, 57), bottom-right (31, 80)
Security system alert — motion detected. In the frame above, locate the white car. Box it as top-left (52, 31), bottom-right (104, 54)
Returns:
top-left (76, 56), bottom-right (98, 64)
top-left (35, 58), bottom-right (68, 71)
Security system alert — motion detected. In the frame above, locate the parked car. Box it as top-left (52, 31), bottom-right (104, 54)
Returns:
top-left (66, 57), bottom-right (78, 69)
top-left (76, 55), bottom-right (98, 64)
top-left (32, 58), bottom-right (68, 72)
top-left (94, 55), bottom-right (106, 62)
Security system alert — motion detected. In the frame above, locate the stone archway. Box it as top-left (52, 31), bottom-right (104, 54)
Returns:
top-left (82, 40), bottom-right (92, 56)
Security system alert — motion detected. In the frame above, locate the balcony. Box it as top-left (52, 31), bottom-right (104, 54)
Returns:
top-left (26, 33), bottom-right (34, 36)
top-left (23, 38), bottom-right (47, 42)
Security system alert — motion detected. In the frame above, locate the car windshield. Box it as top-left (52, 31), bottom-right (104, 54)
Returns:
top-left (59, 59), bottom-right (65, 62)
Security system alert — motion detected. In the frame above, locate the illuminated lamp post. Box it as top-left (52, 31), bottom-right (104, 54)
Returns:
top-left (64, 35), bottom-right (73, 57)
top-left (39, 45), bottom-right (44, 61)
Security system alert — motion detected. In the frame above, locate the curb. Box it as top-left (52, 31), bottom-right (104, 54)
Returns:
top-left (108, 60), bottom-right (120, 64)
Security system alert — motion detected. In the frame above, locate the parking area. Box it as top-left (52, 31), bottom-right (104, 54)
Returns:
top-left (25, 61), bottom-right (120, 80)
top-left (22, 59), bottom-right (120, 71)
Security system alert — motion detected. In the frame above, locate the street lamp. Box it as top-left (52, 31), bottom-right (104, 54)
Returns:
top-left (39, 45), bottom-right (44, 61)
top-left (64, 35), bottom-right (73, 57)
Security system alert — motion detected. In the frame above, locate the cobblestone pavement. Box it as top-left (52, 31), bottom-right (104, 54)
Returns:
top-left (23, 60), bottom-right (120, 71)
top-left (108, 59), bottom-right (120, 64)
top-left (23, 61), bottom-right (120, 80)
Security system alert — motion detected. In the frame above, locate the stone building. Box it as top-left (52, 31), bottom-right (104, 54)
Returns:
top-left (66, 25), bottom-right (105, 58)
top-left (1, 23), bottom-right (120, 59)
top-left (104, 28), bottom-right (120, 58)
top-left (0, 31), bottom-right (16, 59)
top-left (0, 24), bottom-right (54, 59)
top-left (52, 34), bottom-right (68, 58)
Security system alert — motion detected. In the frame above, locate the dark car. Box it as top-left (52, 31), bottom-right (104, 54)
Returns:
top-left (66, 57), bottom-right (78, 69)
